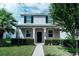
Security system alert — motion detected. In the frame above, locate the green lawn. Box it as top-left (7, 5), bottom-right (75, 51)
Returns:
top-left (0, 45), bottom-right (35, 56)
top-left (44, 45), bottom-right (72, 56)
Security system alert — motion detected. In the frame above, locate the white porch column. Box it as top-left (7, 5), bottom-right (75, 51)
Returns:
top-left (44, 28), bottom-right (46, 40)
top-left (33, 28), bottom-right (35, 43)
top-left (16, 27), bottom-right (19, 38)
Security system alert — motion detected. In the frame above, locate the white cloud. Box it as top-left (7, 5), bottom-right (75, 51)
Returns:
top-left (19, 3), bottom-right (50, 13)
top-left (0, 3), bottom-right (50, 13)
top-left (0, 3), bottom-right (50, 22)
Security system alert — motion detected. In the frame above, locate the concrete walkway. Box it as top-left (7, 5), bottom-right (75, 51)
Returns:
top-left (32, 43), bottom-right (44, 56)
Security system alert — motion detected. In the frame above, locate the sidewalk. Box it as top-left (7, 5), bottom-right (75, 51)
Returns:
top-left (32, 43), bottom-right (44, 56)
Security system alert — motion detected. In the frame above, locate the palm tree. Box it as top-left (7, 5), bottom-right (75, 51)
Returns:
top-left (0, 8), bottom-right (17, 39)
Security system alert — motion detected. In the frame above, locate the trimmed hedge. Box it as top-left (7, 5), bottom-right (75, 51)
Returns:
top-left (45, 39), bottom-right (52, 45)
top-left (11, 38), bottom-right (34, 45)
top-left (45, 39), bottom-right (76, 47)
top-left (0, 38), bottom-right (34, 46)
top-left (0, 38), bottom-right (11, 47)
top-left (45, 39), bottom-right (63, 45)
top-left (27, 39), bottom-right (34, 45)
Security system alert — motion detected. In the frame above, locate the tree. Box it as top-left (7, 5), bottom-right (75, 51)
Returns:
top-left (0, 8), bottom-right (17, 39)
top-left (49, 3), bottom-right (79, 40)
top-left (49, 3), bottom-right (79, 56)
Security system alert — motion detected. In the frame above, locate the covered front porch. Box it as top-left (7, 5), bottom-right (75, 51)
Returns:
top-left (16, 25), bottom-right (60, 43)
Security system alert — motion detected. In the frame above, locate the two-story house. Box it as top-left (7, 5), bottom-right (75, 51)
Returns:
top-left (16, 13), bottom-right (60, 43)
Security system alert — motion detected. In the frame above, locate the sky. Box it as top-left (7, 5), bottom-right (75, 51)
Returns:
top-left (0, 3), bottom-right (66, 38)
top-left (0, 3), bottom-right (50, 22)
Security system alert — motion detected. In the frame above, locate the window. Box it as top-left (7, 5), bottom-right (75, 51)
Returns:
top-left (26, 16), bottom-right (31, 23)
top-left (48, 30), bottom-right (53, 37)
top-left (48, 16), bottom-right (52, 23)
top-left (26, 30), bottom-right (31, 37)
top-left (23, 16), bottom-right (33, 23)
top-left (46, 16), bottom-right (52, 23)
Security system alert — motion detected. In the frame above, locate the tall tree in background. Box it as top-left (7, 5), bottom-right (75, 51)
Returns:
top-left (0, 8), bottom-right (17, 38)
top-left (49, 3), bottom-right (79, 40)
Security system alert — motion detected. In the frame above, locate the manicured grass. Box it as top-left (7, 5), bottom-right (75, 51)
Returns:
top-left (0, 45), bottom-right (35, 56)
top-left (44, 45), bottom-right (72, 56)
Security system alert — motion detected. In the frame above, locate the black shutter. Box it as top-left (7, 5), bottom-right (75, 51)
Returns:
top-left (46, 16), bottom-right (48, 23)
top-left (31, 16), bottom-right (33, 23)
top-left (24, 16), bottom-right (26, 23)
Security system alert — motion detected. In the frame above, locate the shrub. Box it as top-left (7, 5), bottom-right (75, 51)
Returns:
top-left (45, 38), bottom-right (76, 47)
top-left (66, 47), bottom-right (76, 55)
top-left (11, 39), bottom-right (18, 45)
top-left (52, 39), bottom-right (63, 45)
top-left (22, 39), bottom-right (27, 45)
top-left (11, 38), bottom-right (34, 45)
top-left (45, 38), bottom-right (63, 45)
top-left (0, 38), bottom-right (11, 47)
top-left (63, 39), bottom-right (76, 55)
top-left (45, 39), bottom-right (52, 45)
top-left (63, 39), bottom-right (76, 48)
top-left (27, 39), bottom-right (34, 45)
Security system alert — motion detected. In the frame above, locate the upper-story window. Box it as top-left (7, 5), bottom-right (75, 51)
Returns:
top-left (24, 16), bottom-right (33, 23)
top-left (26, 16), bottom-right (31, 23)
top-left (48, 16), bottom-right (52, 23)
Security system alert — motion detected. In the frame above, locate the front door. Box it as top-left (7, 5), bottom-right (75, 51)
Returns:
top-left (37, 32), bottom-right (42, 43)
